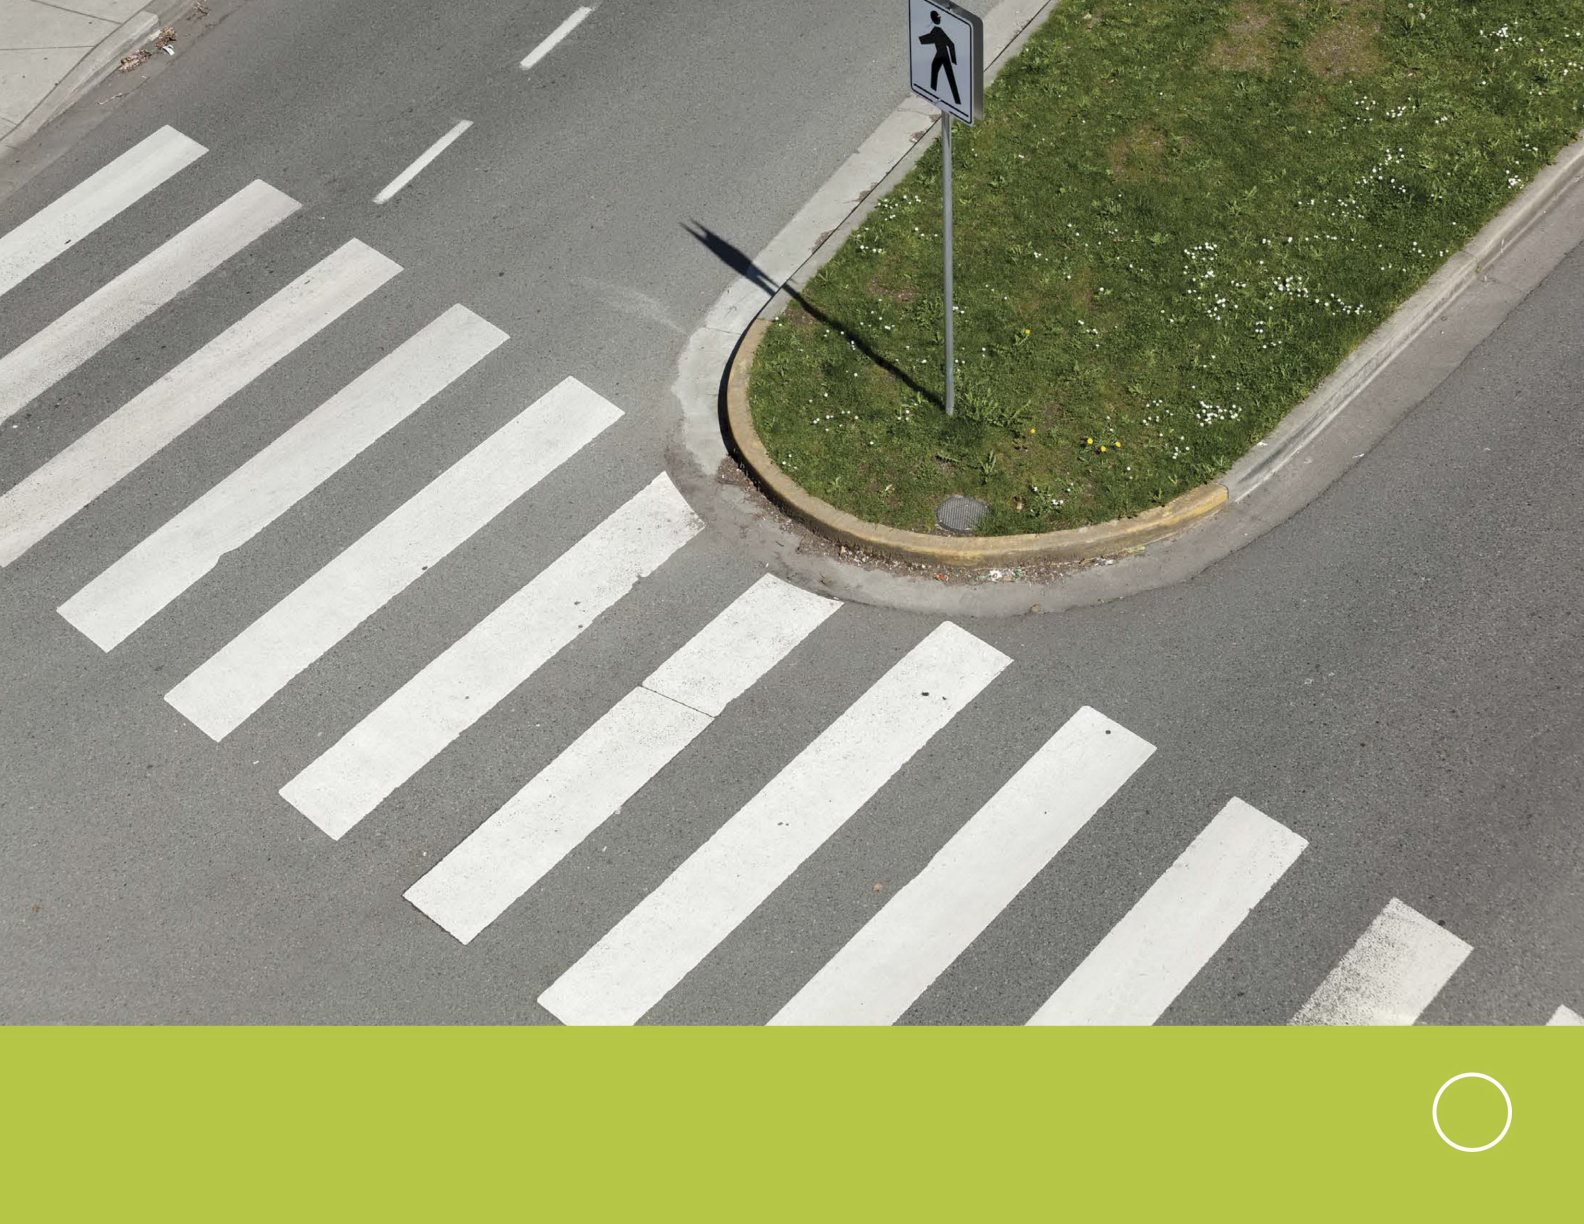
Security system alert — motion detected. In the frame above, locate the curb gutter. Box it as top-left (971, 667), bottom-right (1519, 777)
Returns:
top-left (1, 2), bottom-right (193, 159)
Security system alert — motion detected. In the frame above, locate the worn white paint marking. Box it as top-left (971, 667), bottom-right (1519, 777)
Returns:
top-left (0, 180), bottom-right (298, 427)
top-left (772, 706), bottom-right (1154, 1026)
top-left (59, 306), bottom-right (505, 650)
top-left (1549, 1005), bottom-right (1583, 1026)
top-left (408, 689), bottom-right (708, 944)
top-left (641, 574), bottom-right (840, 718)
top-left (1291, 898), bottom-right (1472, 1026)
top-left (406, 576), bottom-right (839, 944)
top-left (520, 6), bottom-right (593, 71)
top-left (165, 377), bottom-right (621, 741)
top-left (0, 127), bottom-right (205, 300)
top-left (1029, 798), bottom-right (1307, 1026)
top-left (373, 120), bottom-right (473, 205)
top-left (538, 622), bottom-right (1011, 1026)
top-left (279, 474), bottom-right (702, 840)
top-left (0, 240), bottom-right (398, 568)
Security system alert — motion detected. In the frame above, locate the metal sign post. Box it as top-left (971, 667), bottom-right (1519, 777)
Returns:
top-left (942, 113), bottom-right (955, 417)
top-left (907, 0), bottom-right (983, 419)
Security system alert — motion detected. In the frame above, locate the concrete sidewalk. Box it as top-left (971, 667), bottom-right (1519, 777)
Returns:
top-left (1, 0), bottom-right (182, 157)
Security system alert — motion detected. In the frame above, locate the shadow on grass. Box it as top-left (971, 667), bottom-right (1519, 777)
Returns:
top-left (683, 219), bottom-right (940, 406)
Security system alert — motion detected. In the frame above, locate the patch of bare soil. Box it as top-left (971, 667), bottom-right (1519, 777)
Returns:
top-left (1108, 124), bottom-right (1171, 183)
top-left (1301, 1), bottom-right (1385, 79)
top-left (1207, 3), bottom-right (1279, 74)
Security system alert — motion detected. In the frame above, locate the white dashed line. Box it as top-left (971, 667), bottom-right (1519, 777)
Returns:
top-left (520, 6), bottom-right (593, 72)
top-left (373, 120), bottom-right (473, 205)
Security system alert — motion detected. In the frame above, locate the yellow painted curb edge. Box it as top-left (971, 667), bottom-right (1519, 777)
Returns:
top-left (725, 317), bottom-right (1229, 568)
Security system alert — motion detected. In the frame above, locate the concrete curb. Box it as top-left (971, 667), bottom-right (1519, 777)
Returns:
top-left (1224, 131), bottom-right (1584, 500)
top-left (1, 3), bottom-right (191, 158)
top-left (725, 316), bottom-right (1228, 567)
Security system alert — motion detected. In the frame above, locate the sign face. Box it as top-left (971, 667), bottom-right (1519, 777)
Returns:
top-left (908, 0), bottom-right (983, 124)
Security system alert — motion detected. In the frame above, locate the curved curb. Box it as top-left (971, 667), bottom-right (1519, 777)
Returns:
top-left (725, 317), bottom-right (1228, 568)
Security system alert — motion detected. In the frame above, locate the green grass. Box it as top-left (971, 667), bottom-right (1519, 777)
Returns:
top-left (748, 0), bottom-right (1584, 535)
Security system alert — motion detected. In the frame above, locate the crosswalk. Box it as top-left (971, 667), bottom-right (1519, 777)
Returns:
top-left (1030, 799), bottom-right (1308, 1026)
top-left (3, 127), bottom-right (1577, 1026)
top-left (0, 236), bottom-right (397, 565)
top-left (165, 374), bottom-right (622, 741)
top-left (1291, 896), bottom-right (1473, 1026)
top-left (405, 573), bottom-right (842, 945)
top-left (279, 473), bottom-right (704, 839)
top-left (0, 178), bottom-right (299, 427)
top-left (772, 707), bottom-right (1154, 1025)
top-left (540, 621), bottom-right (1011, 1025)
top-left (59, 304), bottom-right (508, 649)
top-left (0, 127), bottom-right (205, 300)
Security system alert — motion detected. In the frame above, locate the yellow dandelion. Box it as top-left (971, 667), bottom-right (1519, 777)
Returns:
top-left (1084, 436), bottom-right (1094, 446)
top-left (1099, 445), bottom-right (1108, 453)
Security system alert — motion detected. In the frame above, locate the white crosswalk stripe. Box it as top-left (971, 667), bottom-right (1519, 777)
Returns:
top-left (537, 622), bottom-right (1011, 1026)
top-left (0, 126), bottom-right (205, 300)
top-left (771, 706), bottom-right (1154, 1026)
top-left (0, 180), bottom-right (298, 427)
top-left (280, 474), bottom-right (704, 840)
top-left (0, 239), bottom-right (399, 567)
top-left (1550, 1005), bottom-right (1583, 1025)
top-left (164, 376), bottom-right (622, 741)
top-left (406, 575), bottom-right (842, 944)
top-left (1291, 898), bottom-right (1471, 1025)
top-left (58, 305), bottom-right (507, 650)
top-left (1028, 798), bottom-right (1307, 1026)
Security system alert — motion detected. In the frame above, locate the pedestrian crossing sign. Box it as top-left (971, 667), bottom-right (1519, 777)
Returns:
top-left (908, 0), bottom-right (983, 124)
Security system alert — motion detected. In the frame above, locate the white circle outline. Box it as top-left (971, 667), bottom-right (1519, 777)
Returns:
top-left (1432, 1073), bottom-right (1512, 1152)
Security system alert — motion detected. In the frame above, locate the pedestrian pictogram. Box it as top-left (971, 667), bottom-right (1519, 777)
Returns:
top-left (908, 0), bottom-right (982, 124)
top-left (921, 11), bottom-right (960, 104)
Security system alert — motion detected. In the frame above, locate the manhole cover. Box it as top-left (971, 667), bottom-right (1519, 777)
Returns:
top-left (936, 495), bottom-right (989, 534)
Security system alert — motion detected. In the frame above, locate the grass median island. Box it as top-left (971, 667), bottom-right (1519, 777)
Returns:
top-left (748, 0), bottom-right (1584, 537)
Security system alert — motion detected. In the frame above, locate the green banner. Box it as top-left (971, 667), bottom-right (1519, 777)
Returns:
top-left (2, 1027), bottom-right (1572, 1217)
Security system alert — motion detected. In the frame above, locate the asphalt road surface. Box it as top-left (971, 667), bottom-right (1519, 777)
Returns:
top-left (1, 0), bottom-right (1580, 1027)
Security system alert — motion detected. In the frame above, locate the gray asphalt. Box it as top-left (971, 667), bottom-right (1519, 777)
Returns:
top-left (1, 0), bottom-right (1580, 1025)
